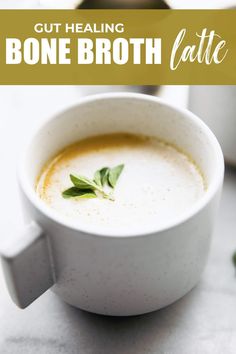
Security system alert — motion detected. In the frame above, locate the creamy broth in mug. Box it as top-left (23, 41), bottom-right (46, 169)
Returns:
top-left (37, 133), bottom-right (206, 234)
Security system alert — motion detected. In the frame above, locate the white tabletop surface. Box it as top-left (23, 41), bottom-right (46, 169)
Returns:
top-left (0, 1), bottom-right (236, 353)
top-left (0, 84), bottom-right (236, 354)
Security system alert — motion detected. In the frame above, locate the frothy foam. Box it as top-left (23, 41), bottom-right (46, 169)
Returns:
top-left (37, 133), bottom-right (206, 234)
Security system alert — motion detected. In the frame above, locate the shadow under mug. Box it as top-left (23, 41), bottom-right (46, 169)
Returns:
top-left (0, 93), bottom-right (224, 316)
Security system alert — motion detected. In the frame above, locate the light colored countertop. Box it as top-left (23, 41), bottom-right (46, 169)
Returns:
top-left (0, 1), bottom-right (236, 353)
top-left (0, 84), bottom-right (236, 354)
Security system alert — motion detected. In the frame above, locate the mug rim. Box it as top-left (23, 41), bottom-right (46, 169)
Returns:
top-left (18, 92), bottom-right (224, 238)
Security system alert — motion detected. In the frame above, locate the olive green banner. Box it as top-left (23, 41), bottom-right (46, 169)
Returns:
top-left (0, 10), bottom-right (236, 84)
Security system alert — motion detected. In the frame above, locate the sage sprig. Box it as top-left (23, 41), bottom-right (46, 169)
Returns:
top-left (62, 164), bottom-right (124, 201)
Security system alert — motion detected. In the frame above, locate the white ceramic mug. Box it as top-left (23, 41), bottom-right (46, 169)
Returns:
top-left (189, 86), bottom-right (236, 166)
top-left (0, 93), bottom-right (224, 316)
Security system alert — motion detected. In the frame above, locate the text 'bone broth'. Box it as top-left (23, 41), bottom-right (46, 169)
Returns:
top-left (37, 133), bottom-right (206, 234)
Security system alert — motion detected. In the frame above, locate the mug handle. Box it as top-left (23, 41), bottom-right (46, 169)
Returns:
top-left (0, 222), bottom-right (55, 308)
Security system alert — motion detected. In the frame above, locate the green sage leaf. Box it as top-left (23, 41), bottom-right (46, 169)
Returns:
top-left (108, 164), bottom-right (124, 188)
top-left (62, 187), bottom-right (96, 199)
top-left (70, 174), bottom-right (99, 191)
top-left (94, 167), bottom-right (110, 187)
